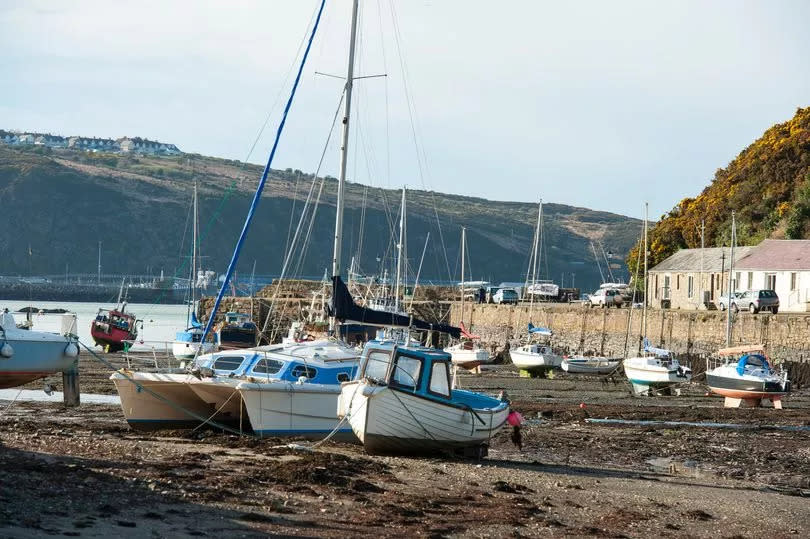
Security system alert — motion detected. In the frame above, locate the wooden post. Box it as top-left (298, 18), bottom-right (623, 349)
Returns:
top-left (62, 359), bottom-right (80, 407)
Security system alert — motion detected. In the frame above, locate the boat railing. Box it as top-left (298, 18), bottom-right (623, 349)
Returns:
top-left (122, 339), bottom-right (183, 370)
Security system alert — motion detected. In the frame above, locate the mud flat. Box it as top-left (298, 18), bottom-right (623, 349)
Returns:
top-left (3, 366), bottom-right (809, 537)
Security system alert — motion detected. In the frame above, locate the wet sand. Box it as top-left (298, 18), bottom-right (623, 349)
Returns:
top-left (3, 358), bottom-right (810, 537)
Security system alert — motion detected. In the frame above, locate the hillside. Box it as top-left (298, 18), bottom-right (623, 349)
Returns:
top-left (0, 143), bottom-right (641, 291)
top-left (629, 106), bottom-right (810, 272)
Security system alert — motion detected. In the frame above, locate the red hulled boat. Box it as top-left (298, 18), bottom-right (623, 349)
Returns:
top-left (91, 304), bottom-right (139, 353)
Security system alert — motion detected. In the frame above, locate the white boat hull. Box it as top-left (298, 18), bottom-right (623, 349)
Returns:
top-left (0, 336), bottom-right (78, 389)
top-left (111, 371), bottom-right (223, 429)
top-left (186, 377), bottom-right (245, 418)
top-left (237, 380), bottom-right (355, 440)
top-left (561, 357), bottom-right (620, 374)
top-left (338, 382), bottom-right (509, 455)
top-left (623, 357), bottom-right (691, 395)
top-left (445, 346), bottom-right (490, 369)
top-left (510, 347), bottom-right (562, 371)
top-left (172, 340), bottom-right (216, 360)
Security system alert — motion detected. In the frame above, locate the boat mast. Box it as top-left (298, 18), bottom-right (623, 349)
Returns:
top-left (642, 202), bottom-right (649, 345)
top-left (395, 187), bottom-right (406, 312)
top-left (460, 226), bottom-right (466, 327)
top-left (528, 201), bottom-right (542, 318)
top-left (725, 211), bottom-right (736, 347)
top-left (329, 0), bottom-right (360, 332)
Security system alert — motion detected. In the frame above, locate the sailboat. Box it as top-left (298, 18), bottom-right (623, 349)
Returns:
top-left (623, 203), bottom-right (691, 395)
top-left (173, 181), bottom-right (218, 359)
top-left (90, 278), bottom-right (138, 353)
top-left (444, 227), bottom-right (491, 370)
top-left (0, 309), bottom-right (80, 389)
top-left (509, 201), bottom-right (562, 374)
top-left (111, 0), bottom-right (356, 432)
top-left (704, 213), bottom-right (790, 407)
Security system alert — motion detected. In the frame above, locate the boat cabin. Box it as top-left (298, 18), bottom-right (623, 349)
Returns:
top-left (194, 348), bottom-right (357, 385)
top-left (223, 312), bottom-right (255, 328)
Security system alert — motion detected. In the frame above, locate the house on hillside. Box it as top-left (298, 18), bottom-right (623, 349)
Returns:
top-left (68, 137), bottom-right (118, 151)
top-left (647, 246), bottom-right (756, 309)
top-left (735, 239), bottom-right (810, 313)
top-left (17, 134), bottom-right (35, 145)
top-left (117, 137), bottom-right (180, 155)
top-left (34, 135), bottom-right (67, 148)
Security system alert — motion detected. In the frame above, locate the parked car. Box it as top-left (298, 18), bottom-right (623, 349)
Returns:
top-left (492, 288), bottom-right (519, 304)
top-left (588, 288), bottom-right (623, 308)
top-left (717, 291), bottom-right (744, 312)
top-left (738, 289), bottom-right (780, 314)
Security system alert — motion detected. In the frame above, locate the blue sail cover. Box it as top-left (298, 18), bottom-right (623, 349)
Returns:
top-left (643, 338), bottom-right (672, 357)
top-left (528, 322), bottom-right (552, 336)
top-left (190, 311), bottom-right (202, 329)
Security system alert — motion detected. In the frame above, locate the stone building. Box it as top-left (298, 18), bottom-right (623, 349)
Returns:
top-left (647, 246), bottom-right (755, 310)
top-left (648, 239), bottom-right (810, 312)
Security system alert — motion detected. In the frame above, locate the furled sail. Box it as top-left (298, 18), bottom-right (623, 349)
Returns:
top-left (329, 276), bottom-right (460, 339)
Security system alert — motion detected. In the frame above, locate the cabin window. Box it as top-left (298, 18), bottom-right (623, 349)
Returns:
top-left (337, 372), bottom-right (351, 383)
top-left (291, 365), bottom-right (317, 379)
top-left (428, 362), bottom-right (451, 397)
top-left (251, 357), bottom-right (284, 375)
top-left (363, 350), bottom-right (391, 381)
top-left (390, 355), bottom-right (422, 390)
top-left (213, 356), bottom-right (245, 372)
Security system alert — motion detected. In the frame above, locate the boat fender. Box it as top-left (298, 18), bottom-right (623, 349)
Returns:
top-left (64, 342), bottom-right (79, 358)
top-left (296, 375), bottom-right (308, 385)
top-left (0, 342), bottom-right (12, 359)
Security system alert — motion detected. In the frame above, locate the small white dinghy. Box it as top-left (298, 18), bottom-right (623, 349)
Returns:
top-left (338, 340), bottom-right (510, 457)
top-left (561, 356), bottom-right (620, 375)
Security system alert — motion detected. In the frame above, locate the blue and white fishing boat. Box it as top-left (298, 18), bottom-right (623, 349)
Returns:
top-left (0, 310), bottom-right (79, 389)
top-left (338, 340), bottom-right (510, 456)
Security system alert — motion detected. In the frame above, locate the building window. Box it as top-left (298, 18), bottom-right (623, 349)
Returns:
top-left (747, 272), bottom-right (753, 290)
top-left (687, 275), bottom-right (694, 298)
top-left (655, 275), bottom-right (659, 299)
top-left (766, 273), bottom-right (776, 290)
top-left (676, 274), bottom-right (681, 290)
top-left (735, 272), bottom-right (740, 292)
top-left (790, 272), bottom-right (797, 291)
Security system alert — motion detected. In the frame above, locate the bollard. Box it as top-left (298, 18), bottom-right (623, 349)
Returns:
top-left (62, 359), bottom-right (80, 407)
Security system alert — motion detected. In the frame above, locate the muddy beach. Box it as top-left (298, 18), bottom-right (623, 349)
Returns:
top-left (3, 358), bottom-right (810, 537)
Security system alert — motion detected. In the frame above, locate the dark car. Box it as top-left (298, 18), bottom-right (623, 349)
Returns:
top-left (736, 289), bottom-right (780, 314)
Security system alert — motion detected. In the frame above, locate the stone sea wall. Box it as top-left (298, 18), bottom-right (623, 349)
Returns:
top-left (450, 304), bottom-right (810, 386)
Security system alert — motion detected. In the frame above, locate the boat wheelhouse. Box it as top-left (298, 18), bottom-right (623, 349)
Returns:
top-left (217, 312), bottom-right (258, 349)
top-left (90, 306), bottom-right (138, 353)
top-left (338, 340), bottom-right (510, 457)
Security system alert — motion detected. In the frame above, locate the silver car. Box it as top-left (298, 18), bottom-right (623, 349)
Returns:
top-left (726, 289), bottom-right (780, 314)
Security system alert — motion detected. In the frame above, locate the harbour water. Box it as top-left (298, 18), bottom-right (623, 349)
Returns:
top-left (0, 299), bottom-right (188, 353)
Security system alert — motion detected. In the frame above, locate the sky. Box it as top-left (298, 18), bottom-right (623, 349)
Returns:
top-left (2, 0), bottom-right (810, 220)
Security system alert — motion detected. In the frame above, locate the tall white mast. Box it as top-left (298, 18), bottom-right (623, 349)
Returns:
top-left (528, 201), bottom-right (542, 316)
top-left (642, 202), bottom-right (649, 344)
top-left (725, 212), bottom-right (736, 347)
top-left (395, 187), bottom-right (406, 312)
top-left (460, 227), bottom-right (466, 326)
top-left (192, 179), bottom-right (199, 303)
top-left (698, 219), bottom-right (704, 308)
top-left (329, 0), bottom-right (360, 332)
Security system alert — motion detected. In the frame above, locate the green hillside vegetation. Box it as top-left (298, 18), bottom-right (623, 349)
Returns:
top-left (628, 106), bottom-right (810, 276)
top-left (0, 143), bottom-right (641, 290)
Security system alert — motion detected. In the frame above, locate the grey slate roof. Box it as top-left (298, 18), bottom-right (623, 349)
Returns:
top-left (649, 246), bottom-right (755, 273)
top-left (735, 239), bottom-right (810, 270)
